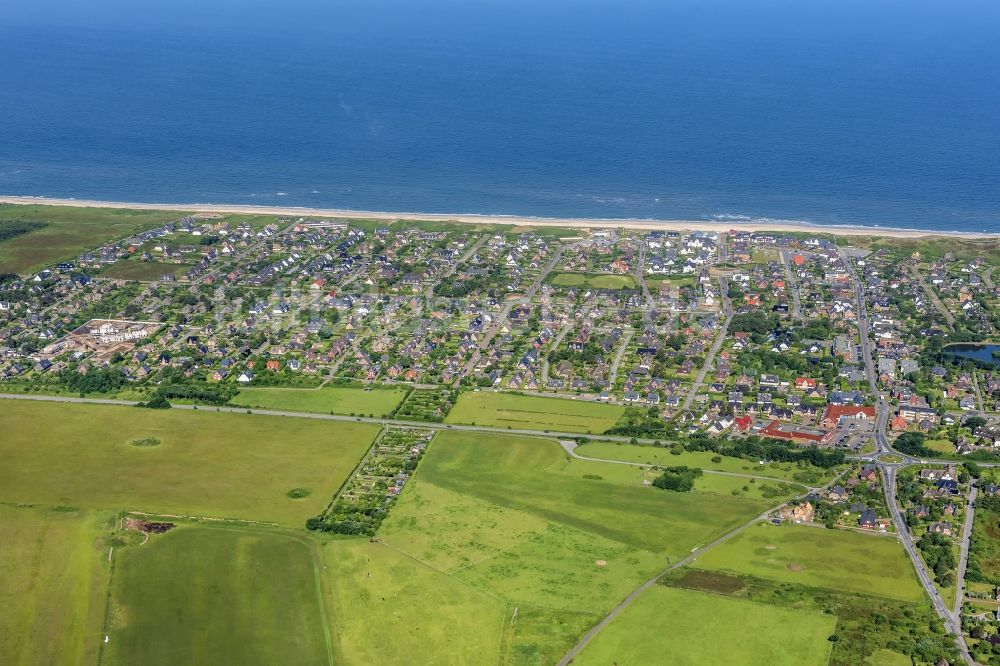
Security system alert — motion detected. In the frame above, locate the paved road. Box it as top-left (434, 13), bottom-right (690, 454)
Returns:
top-left (844, 250), bottom-right (973, 664)
top-left (635, 244), bottom-right (657, 323)
top-left (681, 276), bottom-right (731, 411)
top-left (607, 330), bottom-right (634, 388)
top-left (541, 322), bottom-right (573, 385)
top-left (476, 242), bottom-right (568, 352)
top-left (779, 249), bottom-right (804, 321)
top-left (0, 392), bottom-right (654, 445)
top-left (910, 265), bottom-right (956, 328)
top-left (984, 267), bottom-right (995, 290)
top-left (955, 484), bottom-right (979, 617)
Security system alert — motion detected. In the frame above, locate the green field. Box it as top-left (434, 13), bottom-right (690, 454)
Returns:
top-left (646, 275), bottom-right (695, 289)
top-left (0, 504), bottom-right (110, 666)
top-left (0, 204), bottom-right (181, 273)
top-left (694, 523), bottom-right (924, 601)
top-left (0, 400), bottom-right (377, 525)
top-left (549, 272), bottom-right (637, 289)
top-left (232, 385), bottom-right (407, 416)
top-left (324, 539), bottom-right (507, 664)
top-left (104, 525), bottom-right (332, 666)
top-left (100, 258), bottom-right (195, 281)
top-left (445, 392), bottom-right (625, 433)
top-left (368, 431), bottom-right (776, 662)
top-left (574, 585), bottom-right (836, 666)
top-left (576, 442), bottom-right (837, 483)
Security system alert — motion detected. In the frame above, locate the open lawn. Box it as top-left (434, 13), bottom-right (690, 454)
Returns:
top-left (104, 525), bottom-right (331, 666)
top-left (0, 504), bottom-right (109, 666)
top-left (549, 272), bottom-right (637, 289)
top-left (574, 585), bottom-right (836, 666)
top-left (694, 523), bottom-right (924, 601)
top-left (100, 258), bottom-right (195, 281)
top-left (323, 539), bottom-right (507, 665)
top-left (576, 441), bottom-right (837, 484)
top-left (445, 392), bottom-right (624, 433)
top-left (0, 204), bottom-right (180, 273)
top-left (231, 385), bottom-right (407, 416)
top-left (375, 431), bottom-right (776, 661)
top-left (0, 400), bottom-right (377, 525)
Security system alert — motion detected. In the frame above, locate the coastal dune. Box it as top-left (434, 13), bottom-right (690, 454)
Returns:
top-left (0, 195), bottom-right (996, 239)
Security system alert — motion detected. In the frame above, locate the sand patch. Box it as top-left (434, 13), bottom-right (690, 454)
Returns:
top-left (787, 563), bottom-right (805, 572)
top-left (595, 560), bottom-right (608, 567)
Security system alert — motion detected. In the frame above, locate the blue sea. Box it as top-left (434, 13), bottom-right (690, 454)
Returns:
top-left (2, 0), bottom-right (999, 231)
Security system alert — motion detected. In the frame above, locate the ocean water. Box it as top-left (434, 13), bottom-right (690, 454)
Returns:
top-left (1, 0), bottom-right (999, 231)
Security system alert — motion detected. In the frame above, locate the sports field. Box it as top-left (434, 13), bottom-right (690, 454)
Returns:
top-left (104, 525), bottom-right (332, 666)
top-left (694, 522), bottom-right (925, 601)
top-left (0, 400), bottom-right (377, 525)
top-left (0, 204), bottom-right (177, 273)
top-left (549, 272), bottom-right (638, 289)
top-left (445, 392), bottom-right (624, 433)
top-left (232, 385), bottom-right (407, 416)
top-left (573, 585), bottom-right (836, 666)
top-left (370, 431), bottom-right (776, 662)
top-left (0, 504), bottom-right (109, 666)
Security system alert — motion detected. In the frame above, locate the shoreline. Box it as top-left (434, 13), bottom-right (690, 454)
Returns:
top-left (1, 195), bottom-right (998, 239)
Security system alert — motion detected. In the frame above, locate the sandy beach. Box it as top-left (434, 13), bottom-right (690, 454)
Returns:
top-left (1, 195), bottom-right (996, 239)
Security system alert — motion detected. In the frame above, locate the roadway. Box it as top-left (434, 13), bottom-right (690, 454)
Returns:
top-left (843, 250), bottom-right (974, 664)
top-left (680, 276), bottom-right (732, 411)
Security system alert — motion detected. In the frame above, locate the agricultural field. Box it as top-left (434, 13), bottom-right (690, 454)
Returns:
top-left (0, 400), bottom-right (377, 525)
top-left (0, 204), bottom-right (177, 273)
top-left (231, 385), bottom-right (407, 416)
top-left (576, 441), bottom-right (840, 484)
top-left (445, 391), bottom-right (624, 433)
top-left (0, 504), bottom-right (110, 666)
top-left (103, 525), bottom-right (332, 666)
top-left (574, 585), bottom-right (836, 666)
top-left (549, 272), bottom-right (638, 289)
top-left (694, 522), bottom-right (925, 601)
top-left (371, 431), bottom-right (779, 662)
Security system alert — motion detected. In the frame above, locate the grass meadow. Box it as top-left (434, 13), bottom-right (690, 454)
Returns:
top-left (231, 385), bottom-right (407, 416)
top-left (104, 525), bottom-right (332, 666)
top-left (0, 400), bottom-right (377, 525)
top-left (362, 431), bottom-right (780, 663)
top-left (694, 522), bottom-right (925, 601)
top-left (0, 504), bottom-right (110, 666)
top-left (573, 585), bottom-right (836, 666)
top-left (576, 441), bottom-right (839, 483)
top-left (99, 258), bottom-right (195, 281)
top-left (0, 204), bottom-right (179, 273)
top-left (445, 392), bottom-right (624, 433)
top-left (323, 539), bottom-right (507, 664)
top-left (549, 272), bottom-right (638, 289)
